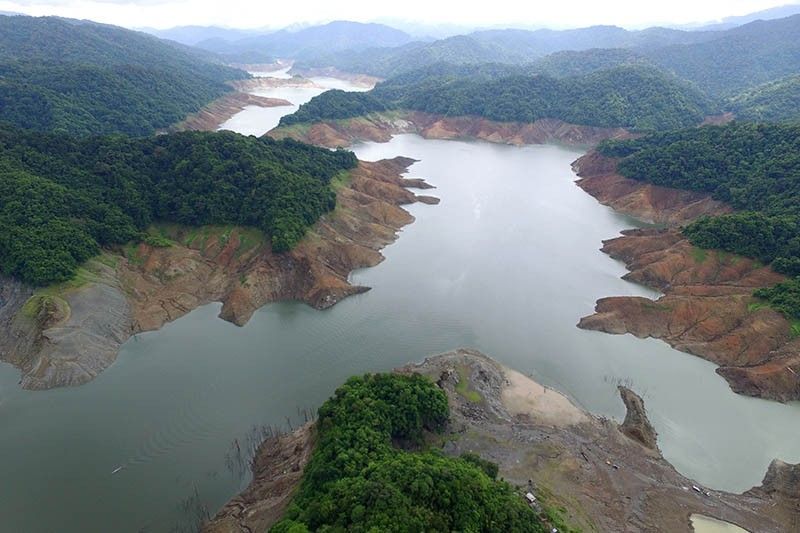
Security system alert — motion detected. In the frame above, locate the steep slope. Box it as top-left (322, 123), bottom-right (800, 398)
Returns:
top-left (0, 16), bottom-right (247, 135)
top-left (727, 74), bottom-right (800, 122)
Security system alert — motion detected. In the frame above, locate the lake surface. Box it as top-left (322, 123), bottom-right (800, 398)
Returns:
top-left (216, 73), bottom-right (370, 136)
top-left (0, 76), bottom-right (798, 533)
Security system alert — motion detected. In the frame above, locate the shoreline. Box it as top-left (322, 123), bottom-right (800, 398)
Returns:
top-left (204, 349), bottom-right (799, 532)
top-left (573, 152), bottom-right (800, 402)
top-left (269, 110), bottom-right (632, 148)
top-left (0, 158), bottom-right (438, 390)
top-left (171, 91), bottom-right (291, 132)
top-left (271, 113), bottom-right (800, 401)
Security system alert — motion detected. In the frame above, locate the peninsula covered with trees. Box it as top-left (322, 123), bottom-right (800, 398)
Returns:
top-left (0, 125), bottom-right (356, 286)
top-left (272, 373), bottom-right (552, 532)
top-left (280, 64), bottom-right (714, 131)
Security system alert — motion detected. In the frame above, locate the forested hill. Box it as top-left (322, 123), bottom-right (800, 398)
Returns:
top-left (645, 15), bottom-right (800, 96)
top-left (726, 74), bottom-right (800, 122)
top-left (280, 64), bottom-right (714, 131)
top-left (0, 124), bottom-right (357, 286)
top-left (599, 123), bottom-right (800, 317)
top-left (0, 16), bottom-right (248, 136)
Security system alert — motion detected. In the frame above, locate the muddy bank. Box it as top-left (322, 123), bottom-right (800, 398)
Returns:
top-left (270, 111), bottom-right (632, 148)
top-left (0, 158), bottom-right (437, 390)
top-left (172, 92), bottom-right (291, 132)
top-left (574, 152), bottom-right (800, 401)
top-left (204, 349), bottom-right (799, 532)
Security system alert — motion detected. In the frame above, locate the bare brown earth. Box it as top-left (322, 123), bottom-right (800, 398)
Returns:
top-left (269, 111), bottom-right (632, 148)
top-left (0, 158), bottom-right (437, 390)
top-left (172, 92), bottom-right (291, 132)
top-left (204, 350), bottom-right (800, 532)
top-left (204, 422), bottom-right (316, 533)
top-left (574, 152), bottom-right (800, 402)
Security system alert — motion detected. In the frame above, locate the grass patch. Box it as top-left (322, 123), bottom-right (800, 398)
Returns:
top-left (690, 247), bottom-right (708, 264)
top-left (455, 365), bottom-right (483, 403)
top-left (329, 170), bottom-right (352, 193)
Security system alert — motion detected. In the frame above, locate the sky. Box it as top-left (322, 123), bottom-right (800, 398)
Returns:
top-left (0, 0), bottom-right (796, 31)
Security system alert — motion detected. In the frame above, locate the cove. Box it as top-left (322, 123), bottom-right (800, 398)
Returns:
top-left (0, 80), bottom-right (798, 533)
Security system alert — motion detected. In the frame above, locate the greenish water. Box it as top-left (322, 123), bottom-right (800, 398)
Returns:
top-left (0, 79), bottom-right (798, 532)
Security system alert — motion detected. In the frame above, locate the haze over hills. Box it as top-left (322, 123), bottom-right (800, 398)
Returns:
top-left (194, 21), bottom-right (413, 63)
top-left (687, 2), bottom-right (800, 30)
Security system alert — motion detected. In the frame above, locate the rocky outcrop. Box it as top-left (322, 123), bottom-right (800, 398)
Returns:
top-left (207, 350), bottom-right (798, 532)
top-left (270, 111), bottom-right (632, 148)
top-left (574, 152), bottom-right (800, 402)
top-left (755, 459), bottom-right (800, 499)
top-left (173, 92), bottom-right (291, 132)
top-left (204, 423), bottom-right (315, 533)
top-left (618, 386), bottom-right (658, 451)
top-left (0, 158), bottom-right (437, 390)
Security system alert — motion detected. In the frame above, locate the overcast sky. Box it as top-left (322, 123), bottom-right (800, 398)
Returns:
top-left (0, 0), bottom-right (796, 30)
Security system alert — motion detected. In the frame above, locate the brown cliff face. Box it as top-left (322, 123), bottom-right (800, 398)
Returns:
top-left (574, 153), bottom-right (800, 402)
top-left (0, 158), bottom-right (436, 390)
top-left (270, 111), bottom-right (632, 148)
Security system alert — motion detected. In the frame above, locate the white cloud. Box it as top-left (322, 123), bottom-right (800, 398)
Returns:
top-left (0, 0), bottom-right (795, 30)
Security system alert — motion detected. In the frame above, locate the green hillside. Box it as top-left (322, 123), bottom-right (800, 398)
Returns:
top-left (0, 125), bottom-right (356, 285)
top-left (281, 64), bottom-right (714, 131)
top-left (0, 16), bottom-right (247, 135)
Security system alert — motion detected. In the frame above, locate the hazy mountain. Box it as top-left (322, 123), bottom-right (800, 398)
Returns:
top-left (141, 25), bottom-right (258, 46)
top-left (645, 15), bottom-right (800, 95)
top-left (196, 20), bottom-right (413, 62)
top-left (689, 3), bottom-right (800, 31)
top-left (295, 23), bottom-right (719, 78)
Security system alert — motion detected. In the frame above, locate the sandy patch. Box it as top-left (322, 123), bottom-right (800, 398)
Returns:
top-left (500, 366), bottom-right (588, 426)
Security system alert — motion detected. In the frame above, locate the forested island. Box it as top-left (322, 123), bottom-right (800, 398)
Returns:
top-left (280, 64), bottom-right (713, 131)
top-left (599, 122), bottom-right (800, 318)
top-left (0, 125), bottom-right (356, 285)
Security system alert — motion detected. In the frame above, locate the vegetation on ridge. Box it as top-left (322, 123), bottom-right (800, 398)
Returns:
top-left (280, 64), bottom-right (713, 131)
top-left (599, 122), bottom-right (800, 318)
top-left (0, 125), bottom-right (356, 286)
top-left (271, 373), bottom-right (552, 532)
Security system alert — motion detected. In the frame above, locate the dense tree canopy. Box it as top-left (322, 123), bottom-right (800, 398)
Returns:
top-left (600, 122), bottom-right (800, 317)
top-left (727, 74), bottom-right (800, 123)
top-left (280, 64), bottom-right (713, 131)
top-left (0, 125), bottom-right (357, 285)
top-left (272, 373), bottom-right (548, 532)
top-left (0, 16), bottom-right (247, 135)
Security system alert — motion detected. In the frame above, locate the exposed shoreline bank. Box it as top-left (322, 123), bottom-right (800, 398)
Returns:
top-left (0, 158), bottom-right (438, 390)
top-left (573, 152), bottom-right (800, 402)
top-left (204, 349), bottom-right (799, 532)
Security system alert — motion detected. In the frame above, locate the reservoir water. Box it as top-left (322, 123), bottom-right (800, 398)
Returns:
top-left (0, 75), bottom-right (798, 532)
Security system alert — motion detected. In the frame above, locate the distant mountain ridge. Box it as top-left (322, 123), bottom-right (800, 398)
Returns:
top-left (195, 20), bottom-right (413, 62)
